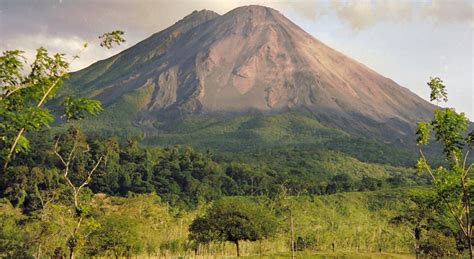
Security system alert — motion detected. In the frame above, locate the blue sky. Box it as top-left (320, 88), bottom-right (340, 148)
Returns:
top-left (1, 0), bottom-right (472, 118)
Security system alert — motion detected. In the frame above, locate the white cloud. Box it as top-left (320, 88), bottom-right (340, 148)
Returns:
top-left (420, 0), bottom-right (474, 27)
top-left (326, 0), bottom-right (472, 30)
top-left (0, 34), bottom-right (129, 71)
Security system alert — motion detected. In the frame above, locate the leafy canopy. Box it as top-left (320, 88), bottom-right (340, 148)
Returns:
top-left (428, 77), bottom-right (448, 103)
top-left (189, 197), bottom-right (277, 245)
top-left (0, 30), bottom-right (125, 169)
top-left (415, 77), bottom-right (473, 257)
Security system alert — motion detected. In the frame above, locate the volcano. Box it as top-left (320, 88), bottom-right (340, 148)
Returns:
top-left (64, 5), bottom-right (435, 145)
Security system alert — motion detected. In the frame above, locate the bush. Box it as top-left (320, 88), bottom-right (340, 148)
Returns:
top-left (420, 231), bottom-right (458, 257)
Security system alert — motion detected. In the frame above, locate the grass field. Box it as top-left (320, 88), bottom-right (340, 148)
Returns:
top-left (237, 251), bottom-right (414, 259)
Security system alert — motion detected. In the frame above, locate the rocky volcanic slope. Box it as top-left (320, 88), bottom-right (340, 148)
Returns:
top-left (65, 5), bottom-right (435, 143)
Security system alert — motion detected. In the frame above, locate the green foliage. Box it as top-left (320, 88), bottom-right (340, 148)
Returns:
top-left (63, 96), bottom-right (103, 121)
top-left (431, 108), bottom-right (468, 159)
top-left (0, 202), bottom-right (30, 257)
top-left (189, 197), bottom-right (277, 256)
top-left (419, 231), bottom-right (457, 257)
top-left (72, 110), bottom-right (418, 168)
top-left (1, 184), bottom-right (460, 258)
top-left (3, 130), bottom-right (425, 209)
top-left (428, 77), bottom-right (448, 103)
top-left (0, 50), bottom-right (26, 89)
top-left (415, 77), bottom-right (473, 257)
top-left (415, 122), bottom-right (430, 145)
top-left (0, 31), bottom-right (125, 169)
top-left (99, 30), bottom-right (125, 49)
top-left (388, 190), bottom-right (447, 256)
top-left (88, 214), bottom-right (142, 257)
top-left (0, 48), bottom-right (67, 165)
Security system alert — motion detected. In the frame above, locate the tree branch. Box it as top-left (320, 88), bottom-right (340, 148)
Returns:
top-left (3, 43), bottom-right (89, 170)
top-left (419, 148), bottom-right (436, 181)
top-left (77, 156), bottom-right (102, 195)
top-left (463, 150), bottom-right (470, 172)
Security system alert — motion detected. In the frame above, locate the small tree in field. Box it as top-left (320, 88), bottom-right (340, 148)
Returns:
top-left (87, 213), bottom-right (141, 257)
top-left (416, 77), bottom-right (473, 258)
top-left (189, 197), bottom-right (277, 256)
top-left (390, 191), bottom-right (437, 259)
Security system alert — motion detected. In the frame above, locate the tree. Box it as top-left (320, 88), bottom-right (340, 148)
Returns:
top-left (53, 125), bottom-right (103, 259)
top-left (189, 197), bottom-right (277, 256)
top-left (0, 30), bottom-right (125, 170)
top-left (390, 191), bottom-right (437, 259)
top-left (415, 77), bottom-right (473, 258)
top-left (0, 201), bottom-right (30, 257)
top-left (87, 214), bottom-right (141, 258)
top-left (419, 231), bottom-right (458, 257)
top-left (0, 30), bottom-right (125, 258)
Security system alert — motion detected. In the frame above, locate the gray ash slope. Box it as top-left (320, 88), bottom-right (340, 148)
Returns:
top-left (64, 5), bottom-right (435, 145)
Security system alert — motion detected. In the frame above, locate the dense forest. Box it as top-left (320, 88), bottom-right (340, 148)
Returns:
top-left (3, 129), bottom-right (426, 210)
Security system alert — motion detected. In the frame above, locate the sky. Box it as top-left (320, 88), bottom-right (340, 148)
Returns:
top-left (1, 0), bottom-right (473, 119)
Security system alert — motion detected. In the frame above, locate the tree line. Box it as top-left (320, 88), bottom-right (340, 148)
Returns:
top-left (2, 130), bottom-right (424, 210)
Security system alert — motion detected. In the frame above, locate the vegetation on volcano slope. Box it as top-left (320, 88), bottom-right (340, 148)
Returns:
top-left (72, 110), bottom-right (420, 167)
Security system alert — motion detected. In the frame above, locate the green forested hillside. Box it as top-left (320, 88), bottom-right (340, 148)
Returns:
top-left (72, 110), bottom-right (419, 167)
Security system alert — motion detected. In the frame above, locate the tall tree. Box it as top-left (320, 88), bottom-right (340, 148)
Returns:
top-left (0, 30), bottom-right (125, 258)
top-left (0, 31), bottom-right (125, 170)
top-left (416, 77), bottom-right (473, 258)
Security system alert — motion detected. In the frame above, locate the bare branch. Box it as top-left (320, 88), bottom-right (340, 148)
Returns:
top-left (53, 138), bottom-right (67, 167)
top-left (419, 148), bottom-right (436, 181)
top-left (439, 194), bottom-right (469, 237)
top-left (463, 150), bottom-right (470, 172)
top-left (465, 164), bottom-right (473, 177)
top-left (3, 41), bottom-right (90, 170)
top-left (77, 156), bottom-right (103, 195)
top-left (66, 134), bottom-right (79, 168)
top-left (4, 83), bottom-right (29, 98)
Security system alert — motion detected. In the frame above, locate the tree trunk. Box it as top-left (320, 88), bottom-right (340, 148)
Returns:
top-left (69, 248), bottom-right (74, 259)
top-left (468, 238), bottom-right (472, 259)
top-left (290, 210), bottom-right (295, 259)
top-left (234, 240), bottom-right (240, 257)
top-left (415, 231), bottom-right (420, 259)
top-left (35, 244), bottom-right (41, 259)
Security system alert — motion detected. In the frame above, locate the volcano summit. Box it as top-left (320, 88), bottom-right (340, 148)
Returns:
top-left (64, 5), bottom-right (435, 145)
